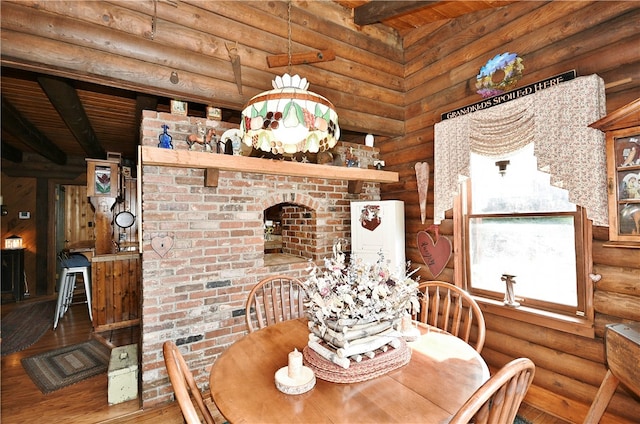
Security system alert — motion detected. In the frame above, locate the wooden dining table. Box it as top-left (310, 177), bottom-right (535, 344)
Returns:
top-left (209, 318), bottom-right (489, 423)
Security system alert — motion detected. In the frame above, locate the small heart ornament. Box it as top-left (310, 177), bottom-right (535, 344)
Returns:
top-left (359, 205), bottom-right (382, 231)
top-left (151, 236), bottom-right (174, 258)
top-left (361, 216), bottom-right (381, 231)
top-left (417, 230), bottom-right (452, 278)
top-left (589, 273), bottom-right (602, 283)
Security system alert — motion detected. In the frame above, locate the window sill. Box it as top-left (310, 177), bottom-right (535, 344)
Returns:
top-left (473, 296), bottom-right (595, 338)
top-left (603, 240), bottom-right (640, 249)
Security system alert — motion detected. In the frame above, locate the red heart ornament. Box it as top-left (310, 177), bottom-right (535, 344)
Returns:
top-left (417, 231), bottom-right (452, 278)
top-left (361, 216), bottom-right (381, 231)
top-left (359, 205), bottom-right (382, 231)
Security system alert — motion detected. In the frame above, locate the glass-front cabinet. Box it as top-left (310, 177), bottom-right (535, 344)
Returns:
top-left (609, 127), bottom-right (640, 241)
top-left (591, 98), bottom-right (640, 246)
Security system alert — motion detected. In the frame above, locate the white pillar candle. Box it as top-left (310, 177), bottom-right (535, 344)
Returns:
top-left (288, 348), bottom-right (303, 379)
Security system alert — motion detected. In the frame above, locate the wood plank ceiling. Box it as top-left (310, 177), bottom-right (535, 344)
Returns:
top-left (1, 1), bottom-right (514, 176)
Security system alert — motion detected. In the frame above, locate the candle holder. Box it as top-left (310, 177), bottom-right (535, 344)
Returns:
top-left (275, 348), bottom-right (316, 395)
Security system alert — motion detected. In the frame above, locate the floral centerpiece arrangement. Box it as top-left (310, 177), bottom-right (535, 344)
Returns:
top-left (300, 244), bottom-right (420, 379)
top-left (305, 249), bottom-right (420, 331)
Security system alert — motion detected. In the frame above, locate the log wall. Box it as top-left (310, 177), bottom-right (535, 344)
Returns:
top-left (0, 0), bottom-right (404, 137)
top-left (382, 2), bottom-right (640, 423)
top-left (2, 1), bottom-right (640, 421)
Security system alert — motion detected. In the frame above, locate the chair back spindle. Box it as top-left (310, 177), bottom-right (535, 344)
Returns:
top-left (163, 341), bottom-right (216, 424)
top-left (416, 281), bottom-right (486, 352)
top-left (450, 357), bottom-right (535, 424)
top-left (245, 275), bottom-right (306, 332)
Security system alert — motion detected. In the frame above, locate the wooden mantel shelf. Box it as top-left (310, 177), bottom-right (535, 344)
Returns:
top-left (140, 146), bottom-right (398, 194)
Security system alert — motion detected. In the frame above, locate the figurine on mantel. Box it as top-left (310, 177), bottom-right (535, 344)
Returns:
top-left (187, 125), bottom-right (216, 152)
top-left (158, 124), bottom-right (173, 149)
top-left (345, 147), bottom-right (359, 167)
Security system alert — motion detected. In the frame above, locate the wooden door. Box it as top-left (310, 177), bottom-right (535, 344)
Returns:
top-left (62, 184), bottom-right (95, 247)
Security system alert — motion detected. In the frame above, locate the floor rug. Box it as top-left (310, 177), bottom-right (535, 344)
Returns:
top-left (21, 339), bottom-right (111, 394)
top-left (514, 415), bottom-right (533, 424)
top-left (1, 300), bottom-right (56, 356)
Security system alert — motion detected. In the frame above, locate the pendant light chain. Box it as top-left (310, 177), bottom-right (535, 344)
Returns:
top-left (240, 0), bottom-right (340, 155)
top-left (151, 0), bottom-right (157, 40)
top-left (287, 1), bottom-right (292, 75)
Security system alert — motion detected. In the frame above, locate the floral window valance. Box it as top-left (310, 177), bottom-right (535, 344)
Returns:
top-left (434, 74), bottom-right (608, 226)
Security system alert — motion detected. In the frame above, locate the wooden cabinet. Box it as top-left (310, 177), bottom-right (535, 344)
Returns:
top-left (350, 200), bottom-right (405, 271)
top-left (591, 98), bottom-right (640, 246)
top-left (86, 159), bottom-right (120, 197)
top-left (606, 126), bottom-right (640, 242)
top-left (86, 158), bottom-right (120, 255)
top-left (91, 253), bottom-right (140, 332)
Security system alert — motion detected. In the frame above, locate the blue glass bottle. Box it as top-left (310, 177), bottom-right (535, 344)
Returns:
top-left (158, 124), bottom-right (173, 149)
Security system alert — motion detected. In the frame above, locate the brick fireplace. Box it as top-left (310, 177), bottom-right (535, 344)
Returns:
top-left (139, 111), bottom-right (382, 407)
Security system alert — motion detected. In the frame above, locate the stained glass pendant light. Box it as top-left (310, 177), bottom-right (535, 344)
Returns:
top-left (240, 2), bottom-right (339, 155)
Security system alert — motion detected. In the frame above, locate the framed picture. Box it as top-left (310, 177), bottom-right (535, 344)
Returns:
top-left (207, 106), bottom-right (222, 121)
top-left (170, 100), bottom-right (188, 116)
top-left (619, 171), bottom-right (640, 200)
top-left (86, 159), bottom-right (120, 197)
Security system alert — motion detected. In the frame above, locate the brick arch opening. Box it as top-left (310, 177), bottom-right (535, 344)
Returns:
top-left (262, 193), bottom-right (320, 263)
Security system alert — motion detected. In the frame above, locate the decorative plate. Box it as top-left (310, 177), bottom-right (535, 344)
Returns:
top-left (475, 52), bottom-right (524, 98)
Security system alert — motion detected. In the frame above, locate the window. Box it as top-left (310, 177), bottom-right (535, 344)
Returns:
top-left (462, 144), bottom-right (589, 317)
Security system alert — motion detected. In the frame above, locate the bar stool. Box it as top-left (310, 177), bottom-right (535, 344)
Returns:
top-left (53, 253), bottom-right (92, 329)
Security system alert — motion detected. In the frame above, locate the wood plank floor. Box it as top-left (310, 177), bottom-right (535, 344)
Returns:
top-left (1, 296), bottom-right (142, 423)
top-left (2, 296), bottom-right (569, 424)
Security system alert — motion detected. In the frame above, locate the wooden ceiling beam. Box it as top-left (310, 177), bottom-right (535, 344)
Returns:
top-left (0, 165), bottom-right (85, 180)
top-left (37, 75), bottom-right (106, 159)
top-left (353, 1), bottom-right (438, 26)
top-left (1, 96), bottom-right (67, 165)
top-left (1, 140), bottom-right (23, 163)
top-left (2, 151), bottom-right (86, 179)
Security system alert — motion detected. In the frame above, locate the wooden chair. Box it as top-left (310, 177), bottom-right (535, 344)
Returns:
top-left (415, 281), bottom-right (486, 352)
top-left (450, 357), bottom-right (536, 424)
top-left (245, 275), bottom-right (307, 333)
top-left (163, 341), bottom-right (216, 424)
top-left (583, 322), bottom-right (640, 424)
